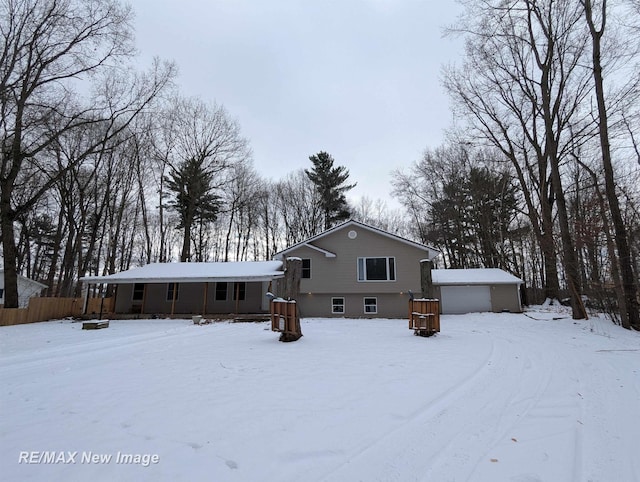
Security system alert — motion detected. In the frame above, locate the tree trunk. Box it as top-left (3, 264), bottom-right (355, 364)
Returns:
top-left (181, 218), bottom-right (192, 262)
top-left (420, 259), bottom-right (435, 299)
top-left (584, 0), bottom-right (640, 329)
top-left (1, 209), bottom-right (19, 308)
top-left (541, 86), bottom-right (586, 319)
top-left (280, 257), bottom-right (303, 342)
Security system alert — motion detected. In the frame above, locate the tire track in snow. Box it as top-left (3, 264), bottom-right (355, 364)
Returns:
top-left (423, 330), bottom-right (585, 482)
top-left (314, 337), bottom-right (500, 482)
top-left (317, 329), bottom-right (584, 482)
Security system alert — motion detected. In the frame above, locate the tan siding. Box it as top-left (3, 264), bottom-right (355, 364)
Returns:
top-left (114, 282), bottom-right (268, 315)
top-left (115, 284), bottom-right (134, 313)
top-left (490, 284), bottom-right (522, 312)
top-left (290, 226), bottom-right (426, 296)
top-left (298, 293), bottom-right (411, 318)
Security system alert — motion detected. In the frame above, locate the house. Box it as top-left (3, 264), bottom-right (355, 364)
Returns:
top-left (0, 270), bottom-right (47, 308)
top-left (80, 221), bottom-right (523, 319)
top-left (80, 261), bottom-right (284, 317)
top-left (431, 268), bottom-right (523, 314)
top-left (273, 220), bottom-right (440, 318)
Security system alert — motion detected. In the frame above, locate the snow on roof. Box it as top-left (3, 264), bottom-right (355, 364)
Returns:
top-left (432, 268), bottom-right (523, 285)
top-left (80, 261), bottom-right (284, 284)
top-left (0, 270), bottom-right (48, 289)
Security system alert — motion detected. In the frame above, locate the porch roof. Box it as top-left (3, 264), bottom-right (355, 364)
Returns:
top-left (81, 261), bottom-right (284, 284)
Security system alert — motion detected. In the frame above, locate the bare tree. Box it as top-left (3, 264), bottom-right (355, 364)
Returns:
top-left (275, 170), bottom-right (324, 246)
top-left (444, 0), bottom-right (594, 318)
top-left (160, 96), bottom-right (251, 262)
top-left (581, 0), bottom-right (640, 328)
top-left (0, 0), bottom-right (174, 307)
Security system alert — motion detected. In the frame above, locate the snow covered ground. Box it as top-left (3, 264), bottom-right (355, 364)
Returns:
top-left (1, 309), bottom-right (638, 482)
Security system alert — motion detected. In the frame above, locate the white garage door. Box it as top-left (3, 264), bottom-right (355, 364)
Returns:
top-left (440, 285), bottom-right (491, 314)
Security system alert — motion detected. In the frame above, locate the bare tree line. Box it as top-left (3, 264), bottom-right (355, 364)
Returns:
top-left (393, 0), bottom-right (639, 326)
top-left (2, 0), bottom-right (639, 329)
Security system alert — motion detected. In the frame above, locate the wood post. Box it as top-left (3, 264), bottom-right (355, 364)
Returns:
top-left (170, 282), bottom-right (177, 316)
top-left (278, 257), bottom-right (303, 342)
top-left (420, 259), bottom-right (434, 299)
top-left (203, 282), bottom-right (209, 316)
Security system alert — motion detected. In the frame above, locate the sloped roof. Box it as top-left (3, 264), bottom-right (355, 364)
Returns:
top-left (432, 268), bottom-right (523, 285)
top-left (0, 270), bottom-right (47, 289)
top-left (274, 219), bottom-right (440, 260)
top-left (80, 261), bottom-right (284, 284)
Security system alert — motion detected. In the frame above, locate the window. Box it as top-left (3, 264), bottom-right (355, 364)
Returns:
top-left (215, 282), bottom-right (228, 301)
top-left (167, 283), bottom-right (179, 301)
top-left (0, 288), bottom-right (4, 299)
top-left (302, 259), bottom-right (311, 279)
top-left (233, 282), bottom-right (246, 301)
top-left (332, 297), bottom-right (345, 314)
top-left (357, 257), bottom-right (396, 281)
top-left (364, 297), bottom-right (378, 314)
top-left (132, 283), bottom-right (145, 301)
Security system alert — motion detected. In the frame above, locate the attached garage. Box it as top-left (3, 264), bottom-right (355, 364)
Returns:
top-left (432, 268), bottom-right (523, 314)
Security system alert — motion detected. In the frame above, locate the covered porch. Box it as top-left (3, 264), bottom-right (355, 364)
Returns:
top-left (80, 261), bottom-right (284, 318)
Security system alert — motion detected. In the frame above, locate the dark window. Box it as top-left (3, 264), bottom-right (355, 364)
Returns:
top-left (357, 257), bottom-right (396, 281)
top-left (132, 283), bottom-right (145, 301)
top-left (233, 282), bottom-right (246, 301)
top-left (167, 283), bottom-right (179, 301)
top-left (332, 297), bottom-right (345, 314)
top-left (364, 297), bottom-right (378, 314)
top-left (215, 282), bottom-right (228, 301)
top-left (366, 258), bottom-right (387, 280)
top-left (302, 259), bottom-right (311, 279)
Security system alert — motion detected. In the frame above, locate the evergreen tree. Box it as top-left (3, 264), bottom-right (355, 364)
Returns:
top-left (165, 157), bottom-right (221, 261)
top-left (305, 151), bottom-right (356, 230)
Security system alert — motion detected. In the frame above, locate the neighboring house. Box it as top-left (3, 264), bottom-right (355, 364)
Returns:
top-left (0, 270), bottom-right (47, 308)
top-left (432, 268), bottom-right (523, 314)
top-left (273, 219), bottom-right (440, 318)
top-left (80, 261), bottom-right (284, 316)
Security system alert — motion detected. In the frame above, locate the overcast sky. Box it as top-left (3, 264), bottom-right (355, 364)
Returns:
top-left (132, 0), bottom-right (464, 208)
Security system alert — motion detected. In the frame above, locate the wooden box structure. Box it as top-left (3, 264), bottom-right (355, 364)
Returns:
top-left (409, 299), bottom-right (440, 337)
top-left (82, 320), bottom-right (109, 330)
top-left (270, 299), bottom-right (302, 342)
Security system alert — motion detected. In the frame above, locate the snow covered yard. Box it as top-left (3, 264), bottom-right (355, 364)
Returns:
top-left (1, 311), bottom-right (638, 482)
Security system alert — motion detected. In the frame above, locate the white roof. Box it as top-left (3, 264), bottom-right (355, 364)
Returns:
top-left (432, 268), bottom-right (523, 285)
top-left (80, 261), bottom-right (284, 284)
top-left (0, 270), bottom-right (47, 289)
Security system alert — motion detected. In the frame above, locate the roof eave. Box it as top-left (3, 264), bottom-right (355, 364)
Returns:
top-left (80, 274), bottom-right (285, 284)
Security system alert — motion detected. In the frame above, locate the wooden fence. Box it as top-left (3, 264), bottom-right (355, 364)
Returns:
top-left (0, 297), bottom-right (114, 326)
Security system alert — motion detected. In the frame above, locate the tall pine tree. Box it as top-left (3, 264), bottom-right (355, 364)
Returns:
top-left (305, 152), bottom-right (356, 230)
top-left (164, 157), bottom-right (221, 261)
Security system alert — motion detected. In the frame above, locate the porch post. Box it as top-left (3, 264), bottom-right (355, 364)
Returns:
top-left (170, 282), bottom-right (177, 316)
top-left (82, 283), bottom-right (90, 315)
top-left (203, 282), bottom-right (209, 315)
